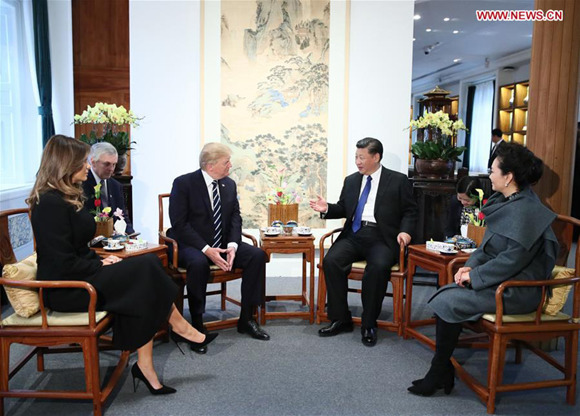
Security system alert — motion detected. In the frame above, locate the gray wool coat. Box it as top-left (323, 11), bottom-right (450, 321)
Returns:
top-left (428, 187), bottom-right (559, 323)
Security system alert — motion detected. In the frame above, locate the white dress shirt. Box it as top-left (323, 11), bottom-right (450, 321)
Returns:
top-left (359, 165), bottom-right (382, 223)
top-left (201, 170), bottom-right (238, 253)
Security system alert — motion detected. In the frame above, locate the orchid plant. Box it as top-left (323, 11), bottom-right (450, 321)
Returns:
top-left (74, 102), bottom-right (142, 155)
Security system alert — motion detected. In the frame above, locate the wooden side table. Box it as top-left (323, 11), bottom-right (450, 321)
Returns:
top-left (259, 231), bottom-right (315, 324)
top-left (93, 242), bottom-right (168, 267)
top-left (404, 244), bottom-right (470, 348)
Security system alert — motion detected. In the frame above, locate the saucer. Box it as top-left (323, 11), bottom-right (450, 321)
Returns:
top-left (104, 246), bottom-right (123, 251)
top-left (439, 249), bottom-right (458, 255)
top-left (264, 232), bottom-right (281, 237)
top-left (461, 248), bottom-right (477, 253)
top-left (298, 233), bottom-right (312, 236)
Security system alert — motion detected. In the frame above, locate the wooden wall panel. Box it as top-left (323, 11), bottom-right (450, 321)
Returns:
top-left (527, 0), bottom-right (580, 215)
top-left (72, 0), bottom-right (130, 173)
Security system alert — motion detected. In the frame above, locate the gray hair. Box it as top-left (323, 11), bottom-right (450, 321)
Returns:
top-left (199, 142), bottom-right (231, 169)
top-left (89, 142), bottom-right (118, 162)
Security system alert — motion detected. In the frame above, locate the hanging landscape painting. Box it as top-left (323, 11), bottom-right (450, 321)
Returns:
top-left (220, 0), bottom-right (329, 228)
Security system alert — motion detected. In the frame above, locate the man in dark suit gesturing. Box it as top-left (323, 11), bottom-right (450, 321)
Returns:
top-left (168, 143), bottom-right (269, 353)
top-left (310, 137), bottom-right (417, 346)
top-left (83, 142), bottom-right (135, 234)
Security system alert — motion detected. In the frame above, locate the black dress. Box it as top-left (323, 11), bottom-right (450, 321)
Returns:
top-left (31, 190), bottom-right (177, 350)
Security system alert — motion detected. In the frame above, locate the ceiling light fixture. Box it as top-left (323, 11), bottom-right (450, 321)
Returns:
top-left (453, 30), bottom-right (459, 34)
top-left (444, 17), bottom-right (450, 22)
top-left (453, 58), bottom-right (461, 63)
top-left (426, 28), bottom-right (432, 32)
top-left (414, 15), bottom-right (421, 20)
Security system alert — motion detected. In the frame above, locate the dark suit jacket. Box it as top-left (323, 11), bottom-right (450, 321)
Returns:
top-left (167, 169), bottom-right (241, 250)
top-left (82, 171), bottom-right (135, 234)
top-left (488, 140), bottom-right (506, 169)
top-left (323, 166), bottom-right (418, 255)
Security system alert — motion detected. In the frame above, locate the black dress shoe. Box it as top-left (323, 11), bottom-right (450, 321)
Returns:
top-left (171, 330), bottom-right (218, 355)
top-left (318, 320), bottom-right (354, 337)
top-left (361, 327), bottom-right (377, 347)
top-left (237, 320), bottom-right (270, 340)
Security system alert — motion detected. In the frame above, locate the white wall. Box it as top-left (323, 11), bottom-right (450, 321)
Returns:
top-left (347, 0), bottom-right (414, 174)
top-left (130, 0), bottom-right (202, 242)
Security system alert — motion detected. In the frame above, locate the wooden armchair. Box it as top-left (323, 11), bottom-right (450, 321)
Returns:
top-left (158, 193), bottom-right (260, 330)
top-left (446, 214), bottom-right (580, 413)
top-left (0, 208), bottom-right (129, 416)
top-left (315, 227), bottom-right (407, 335)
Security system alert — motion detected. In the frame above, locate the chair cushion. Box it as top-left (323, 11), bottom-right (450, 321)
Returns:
top-left (2, 253), bottom-right (40, 318)
top-left (351, 261), bottom-right (399, 272)
top-left (482, 311), bottom-right (570, 323)
top-left (543, 266), bottom-right (575, 316)
top-left (1, 310), bottom-right (109, 327)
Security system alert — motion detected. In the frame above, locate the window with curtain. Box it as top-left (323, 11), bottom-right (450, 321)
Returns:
top-left (467, 80), bottom-right (494, 173)
top-left (0, 0), bottom-right (41, 192)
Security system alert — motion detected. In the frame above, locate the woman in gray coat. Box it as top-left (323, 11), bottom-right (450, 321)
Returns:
top-left (408, 142), bottom-right (559, 397)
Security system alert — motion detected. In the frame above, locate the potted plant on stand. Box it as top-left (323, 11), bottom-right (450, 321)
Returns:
top-left (409, 110), bottom-right (467, 178)
top-left (73, 102), bottom-right (142, 175)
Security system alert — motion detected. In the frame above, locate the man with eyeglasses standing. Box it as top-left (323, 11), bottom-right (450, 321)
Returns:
top-left (83, 142), bottom-right (135, 234)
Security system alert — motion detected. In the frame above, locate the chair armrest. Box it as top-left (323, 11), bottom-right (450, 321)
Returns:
top-left (398, 242), bottom-right (407, 273)
top-left (159, 231), bottom-right (180, 270)
top-left (445, 257), bottom-right (469, 285)
top-left (242, 232), bottom-right (258, 247)
top-left (0, 278), bottom-right (100, 329)
top-left (494, 276), bottom-right (580, 325)
top-left (318, 228), bottom-right (344, 265)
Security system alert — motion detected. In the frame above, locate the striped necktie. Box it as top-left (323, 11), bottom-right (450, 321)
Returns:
top-left (212, 180), bottom-right (222, 248)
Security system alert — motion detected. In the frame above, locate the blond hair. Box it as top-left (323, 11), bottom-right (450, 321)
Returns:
top-left (199, 142), bottom-right (232, 169)
top-left (27, 135), bottom-right (90, 211)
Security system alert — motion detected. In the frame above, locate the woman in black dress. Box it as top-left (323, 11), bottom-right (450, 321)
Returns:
top-left (27, 135), bottom-right (217, 395)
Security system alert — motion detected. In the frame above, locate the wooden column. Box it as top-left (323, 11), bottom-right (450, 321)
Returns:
top-left (72, 0), bottom-right (130, 173)
top-left (527, 0), bottom-right (580, 215)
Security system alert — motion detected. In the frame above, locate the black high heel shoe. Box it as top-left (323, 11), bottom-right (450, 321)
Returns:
top-left (131, 363), bottom-right (176, 395)
top-left (170, 330), bottom-right (219, 354)
top-left (407, 365), bottom-right (455, 396)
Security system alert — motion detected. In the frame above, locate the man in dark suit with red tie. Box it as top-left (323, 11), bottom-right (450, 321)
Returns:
top-left (82, 143), bottom-right (135, 234)
top-left (310, 137), bottom-right (417, 346)
top-left (168, 143), bottom-right (269, 353)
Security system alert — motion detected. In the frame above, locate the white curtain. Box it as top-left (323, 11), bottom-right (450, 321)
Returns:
top-left (468, 80), bottom-right (494, 173)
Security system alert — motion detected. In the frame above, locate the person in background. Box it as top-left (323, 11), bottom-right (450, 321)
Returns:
top-left (168, 142), bottom-right (270, 353)
top-left (310, 137), bottom-right (417, 347)
top-left (28, 135), bottom-right (217, 396)
top-left (82, 142), bottom-right (135, 234)
top-left (445, 176), bottom-right (487, 238)
top-left (408, 142), bottom-right (558, 397)
top-left (487, 128), bottom-right (505, 170)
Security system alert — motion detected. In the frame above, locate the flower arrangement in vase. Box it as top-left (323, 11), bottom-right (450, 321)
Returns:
top-left (265, 165), bottom-right (301, 225)
top-left (466, 188), bottom-right (487, 246)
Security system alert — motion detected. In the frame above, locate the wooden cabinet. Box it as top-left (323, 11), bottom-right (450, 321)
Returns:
top-left (498, 81), bottom-right (529, 146)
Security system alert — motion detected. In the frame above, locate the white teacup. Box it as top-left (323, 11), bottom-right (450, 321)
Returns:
top-left (105, 239), bottom-right (121, 249)
top-left (265, 227), bottom-right (281, 235)
top-left (296, 226), bottom-right (311, 235)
